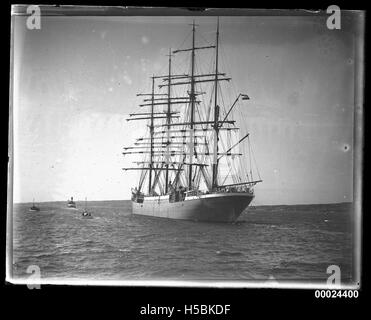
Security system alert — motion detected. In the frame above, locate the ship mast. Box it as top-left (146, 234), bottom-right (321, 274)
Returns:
top-left (188, 21), bottom-right (196, 191)
top-left (212, 17), bottom-right (220, 190)
top-left (122, 18), bottom-right (260, 195)
top-left (165, 48), bottom-right (172, 194)
top-left (148, 76), bottom-right (155, 195)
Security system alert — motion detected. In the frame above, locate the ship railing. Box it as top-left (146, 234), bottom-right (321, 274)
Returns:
top-left (215, 186), bottom-right (254, 194)
top-left (185, 190), bottom-right (205, 197)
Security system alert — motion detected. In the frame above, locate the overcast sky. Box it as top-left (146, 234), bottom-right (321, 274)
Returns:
top-left (12, 14), bottom-right (360, 205)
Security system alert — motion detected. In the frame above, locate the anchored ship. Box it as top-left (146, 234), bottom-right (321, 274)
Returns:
top-left (123, 18), bottom-right (262, 222)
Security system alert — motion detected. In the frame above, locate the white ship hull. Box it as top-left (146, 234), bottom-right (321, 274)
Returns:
top-left (132, 192), bottom-right (254, 222)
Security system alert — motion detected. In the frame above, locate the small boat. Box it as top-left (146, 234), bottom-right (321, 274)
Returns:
top-left (81, 211), bottom-right (93, 218)
top-left (29, 199), bottom-right (40, 212)
top-left (67, 196), bottom-right (76, 208)
top-left (81, 197), bottom-right (93, 218)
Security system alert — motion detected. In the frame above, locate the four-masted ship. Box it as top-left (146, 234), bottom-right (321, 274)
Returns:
top-left (123, 18), bottom-right (262, 222)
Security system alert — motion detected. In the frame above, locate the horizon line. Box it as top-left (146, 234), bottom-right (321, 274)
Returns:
top-left (12, 199), bottom-right (353, 207)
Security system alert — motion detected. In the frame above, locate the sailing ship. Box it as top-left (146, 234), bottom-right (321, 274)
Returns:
top-left (67, 196), bottom-right (76, 208)
top-left (123, 18), bottom-right (262, 222)
top-left (29, 199), bottom-right (40, 212)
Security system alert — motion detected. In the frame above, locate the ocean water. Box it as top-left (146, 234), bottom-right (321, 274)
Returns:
top-left (11, 201), bottom-right (354, 283)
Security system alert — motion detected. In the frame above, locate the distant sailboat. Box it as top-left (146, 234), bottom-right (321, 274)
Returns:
top-left (81, 197), bottom-right (92, 218)
top-left (29, 199), bottom-right (40, 212)
top-left (67, 196), bottom-right (76, 208)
